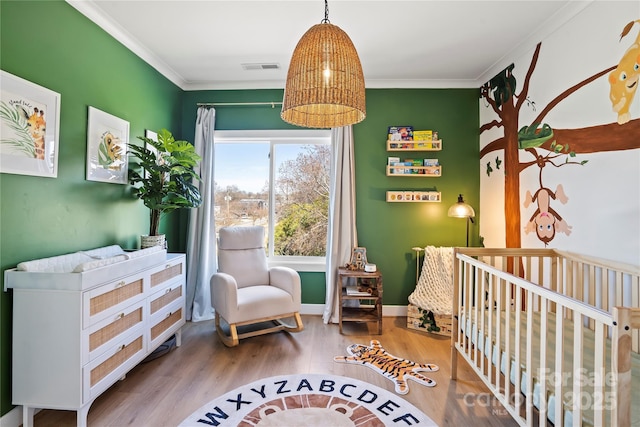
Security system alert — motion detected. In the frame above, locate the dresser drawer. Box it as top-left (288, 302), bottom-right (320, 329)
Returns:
top-left (149, 259), bottom-right (183, 290)
top-left (83, 272), bottom-right (147, 328)
top-left (149, 282), bottom-right (184, 316)
top-left (83, 326), bottom-right (146, 402)
top-left (149, 298), bottom-right (184, 349)
top-left (84, 301), bottom-right (145, 364)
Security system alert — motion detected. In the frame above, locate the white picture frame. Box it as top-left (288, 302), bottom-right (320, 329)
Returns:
top-left (0, 70), bottom-right (61, 178)
top-left (86, 106), bottom-right (129, 184)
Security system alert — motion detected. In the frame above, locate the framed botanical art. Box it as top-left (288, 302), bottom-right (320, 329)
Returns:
top-left (86, 106), bottom-right (129, 184)
top-left (0, 70), bottom-right (61, 178)
top-left (145, 129), bottom-right (158, 142)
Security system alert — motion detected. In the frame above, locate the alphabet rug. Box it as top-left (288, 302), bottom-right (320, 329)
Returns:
top-left (179, 373), bottom-right (438, 426)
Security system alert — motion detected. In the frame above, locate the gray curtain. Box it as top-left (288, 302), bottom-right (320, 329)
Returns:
top-left (186, 107), bottom-right (216, 321)
top-left (323, 126), bottom-right (358, 324)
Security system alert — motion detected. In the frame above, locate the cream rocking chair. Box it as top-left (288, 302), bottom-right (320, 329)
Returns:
top-left (210, 226), bottom-right (304, 347)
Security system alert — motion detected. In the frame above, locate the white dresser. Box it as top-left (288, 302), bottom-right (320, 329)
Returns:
top-left (4, 250), bottom-right (186, 427)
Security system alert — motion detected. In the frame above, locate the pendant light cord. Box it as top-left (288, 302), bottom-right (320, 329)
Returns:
top-left (321, 0), bottom-right (330, 23)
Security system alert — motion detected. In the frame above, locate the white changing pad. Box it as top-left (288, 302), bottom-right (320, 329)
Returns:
top-left (17, 245), bottom-right (163, 273)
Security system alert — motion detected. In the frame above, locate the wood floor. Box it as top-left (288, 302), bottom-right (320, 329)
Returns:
top-left (29, 315), bottom-right (517, 426)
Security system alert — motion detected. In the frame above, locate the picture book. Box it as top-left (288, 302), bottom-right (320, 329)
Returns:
top-left (388, 126), bottom-right (413, 141)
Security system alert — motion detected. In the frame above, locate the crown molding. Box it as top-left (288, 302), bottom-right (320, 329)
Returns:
top-left (65, 0), bottom-right (187, 89)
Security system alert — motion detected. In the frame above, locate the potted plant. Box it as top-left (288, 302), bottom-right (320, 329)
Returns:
top-left (128, 128), bottom-right (202, 248)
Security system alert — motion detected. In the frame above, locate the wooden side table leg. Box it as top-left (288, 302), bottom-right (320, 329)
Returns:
top-left (377, 276), bottom-right (383, 334)
top-left (338, 274), bottom-right (344, 334)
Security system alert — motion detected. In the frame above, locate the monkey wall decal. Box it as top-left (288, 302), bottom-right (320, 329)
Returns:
top-left (523, 166), bottom-right (572, 245)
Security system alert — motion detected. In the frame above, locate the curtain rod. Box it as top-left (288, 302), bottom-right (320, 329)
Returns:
top-left (197, 101), bottom-right (282, 108)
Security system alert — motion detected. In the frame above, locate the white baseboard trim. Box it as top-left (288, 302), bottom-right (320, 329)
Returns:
top-left (382, 305), bottom-right (409, 317)
top-left (300, 303), bottom-right (325, 315)
top-left (1, 405), bottom-right (27, 427)
top-left (300, 304), bottom-right (408, 317)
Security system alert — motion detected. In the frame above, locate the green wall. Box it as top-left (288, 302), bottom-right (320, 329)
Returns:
top-left (180, 89), bottom-right (479, 307)
top-left (0, 0), bottom-right (183, 416)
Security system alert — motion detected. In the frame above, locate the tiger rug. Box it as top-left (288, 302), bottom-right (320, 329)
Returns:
top-left (334, 340), bottom-right (439, 395)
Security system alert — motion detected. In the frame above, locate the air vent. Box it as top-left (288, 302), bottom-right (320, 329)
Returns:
top-left (241, 63), bottom-right (280, 71)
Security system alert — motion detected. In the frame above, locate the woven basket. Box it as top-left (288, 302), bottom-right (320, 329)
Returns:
top-left (141, 234), bottom-right (166, 249)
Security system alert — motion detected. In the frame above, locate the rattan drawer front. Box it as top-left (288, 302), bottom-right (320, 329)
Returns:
top-left (150, 285), bottom-right (183, 315)
top-left (89, 334), bottom-right (143, 388)
top-left (90, 279), bottom-right (143, 316)
top-left (89, 307), bottom-right (143, 354)
top-left (150, 263), bottom-right (182, 288)
top-left (151, 308), bottom-right (183, 342)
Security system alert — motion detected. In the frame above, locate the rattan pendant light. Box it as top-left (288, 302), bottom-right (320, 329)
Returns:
top-left (281, 0), bottom-right (366, 129)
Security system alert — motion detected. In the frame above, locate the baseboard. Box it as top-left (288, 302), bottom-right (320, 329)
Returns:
top-left (300, 303), bottom-right (324, 315)
top-left (1, 405), bottom-right (29, 427)
top-left (382, 305), bottom-right (409, 317)
top-left (300, 304), bottom-right (408, 317)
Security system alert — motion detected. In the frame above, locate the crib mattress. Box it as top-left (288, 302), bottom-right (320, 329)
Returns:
top-left (460, 309), bottom-right (640, 426)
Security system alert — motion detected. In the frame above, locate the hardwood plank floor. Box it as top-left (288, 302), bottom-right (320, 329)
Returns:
top-left (30, 316), bottom-right (517, 426)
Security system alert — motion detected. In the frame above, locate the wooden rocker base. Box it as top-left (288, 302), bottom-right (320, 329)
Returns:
top-left (215, 312), bottom-right (304, 347)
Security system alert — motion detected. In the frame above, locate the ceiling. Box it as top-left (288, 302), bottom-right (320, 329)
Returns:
top-left (66, 0), bottom-right (592, 91)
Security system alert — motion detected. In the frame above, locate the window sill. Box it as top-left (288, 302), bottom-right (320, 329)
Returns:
top-left (268, 258), bottom-right (326, 273)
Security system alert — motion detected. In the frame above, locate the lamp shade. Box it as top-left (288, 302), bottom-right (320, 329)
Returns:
top-left (281, 22), bottom-right (366, 129)
top-left (447, 194), bottom-right (476, 218)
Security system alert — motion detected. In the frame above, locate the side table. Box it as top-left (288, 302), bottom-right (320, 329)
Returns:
top-left (338, 268), bottom-right (383, 334)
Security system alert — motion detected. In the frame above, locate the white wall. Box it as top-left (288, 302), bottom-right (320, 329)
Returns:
top-left (479, 1), bottom-right (640, 265)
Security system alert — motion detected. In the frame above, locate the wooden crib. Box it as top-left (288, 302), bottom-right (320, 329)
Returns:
top-left (450, 248), bottom-right (640, 427)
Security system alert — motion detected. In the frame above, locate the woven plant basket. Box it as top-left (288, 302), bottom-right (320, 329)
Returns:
top-left (141, 234), bottom-right (166, 249)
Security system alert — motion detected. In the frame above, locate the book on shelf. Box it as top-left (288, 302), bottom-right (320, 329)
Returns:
top-left (388, 126), bottom-right (413, 141)
top-left (345, 286), bottom-right (373, 296)
top-left (413, 130), bottom-right (432, 141)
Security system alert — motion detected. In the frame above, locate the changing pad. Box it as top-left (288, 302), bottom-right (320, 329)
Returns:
top-left (17, 245), bottom-right (163, 273)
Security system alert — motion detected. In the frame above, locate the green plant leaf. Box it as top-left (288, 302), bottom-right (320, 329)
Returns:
top-left (127, 128), bottom-right (202, 236)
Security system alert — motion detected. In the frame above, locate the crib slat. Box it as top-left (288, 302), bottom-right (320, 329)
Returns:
top-left (514, 285), bottom-right (523, 422)
top-left (539, 298), bottom-right (548, 427)
top-left (495, 275), bottom-right (502, 389)
top-left (474, 266), bottom-right (480, 364)
top-left (573, 313), bottom-right (583, 427)
top-left (480, 267), bottom-right (487, 374)
top-left (505, 279), bottom-right (512, 409)
top-left (555, 309), bottom-right (564, 427)
top-left (575, 262), bottom-right (584, 309)
top-left (594, 322), bottom-right (605, 427)
top-left (602, 268), bottom-right (610, 314)
top-left (633, 275), bottom-right (639, 353)
top-left (615, 271), bottom-right (623, 307)
top-left (526, 294), bottom-right (534, 424)
top-left (550, 256), bottom-right (558, 313)
top-left (567, 261), bottom-right (575, 320)
top-left (487, 271), bottom-right (494, 388)
top-left (588, 265), bottom-right (596, 330)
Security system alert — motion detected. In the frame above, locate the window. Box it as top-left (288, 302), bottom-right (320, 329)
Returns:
top-left (214, 130), bottom-right (331, 272)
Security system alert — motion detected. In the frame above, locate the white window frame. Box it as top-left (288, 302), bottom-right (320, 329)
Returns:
top-left (214, 129), bottom-right (331, 272)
